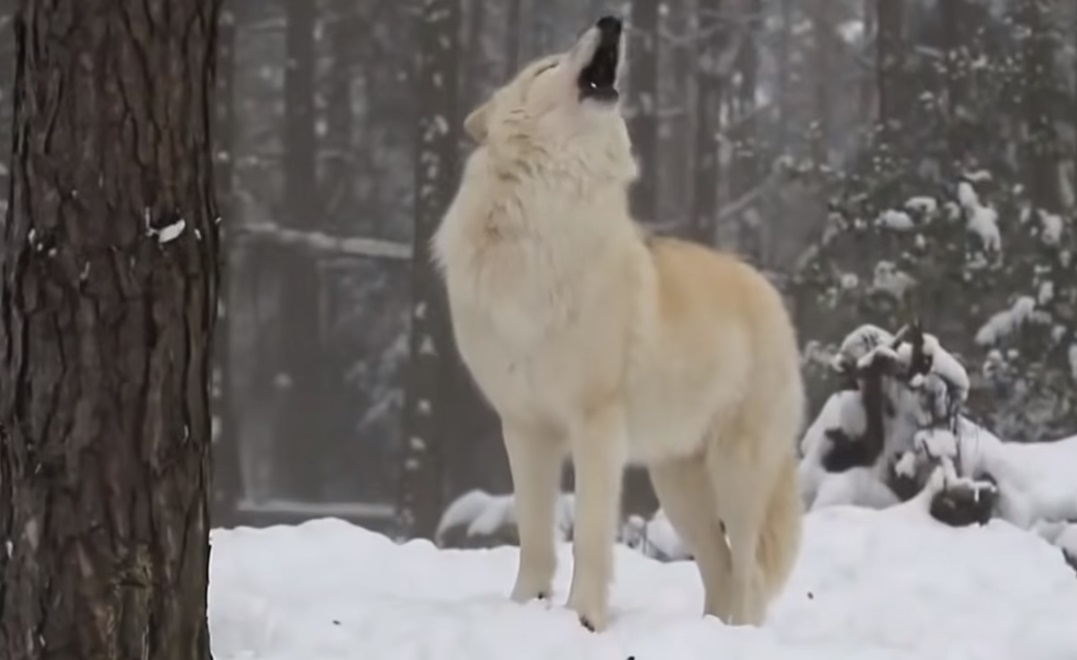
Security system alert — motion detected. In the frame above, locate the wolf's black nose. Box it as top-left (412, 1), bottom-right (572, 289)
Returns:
top-left (596, 15), bottom-right (622, 36)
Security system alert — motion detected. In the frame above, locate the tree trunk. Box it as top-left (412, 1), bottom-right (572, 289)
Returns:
top-left (324, 0), bottom-right (360, 228)
top-left (0, 1), bottom-right (221, 658)
top-left (875, 0), bottom-right (905, 151)
top-left (397, 0), bottom-right (462, 540)
top-left (461, 0), bottom-right (488, 111)
top-left (504, 0), bottom-right (522, 76)
top-left (689, 0), bottom-right (725, 245)
top-left (1018, 0), bottom-right (1061, 213)
top-left (628, 0), bottom-right (660, 223)
top-left (810, 0), bottom-right (833, 170)
top-left (731, 0), bottom-right (762, 197)
top-left (858, 0), bottom-right (875, 131)
top-left (777, 0), bottom-right (792, 154)
top-left (940, 0), bottom-right (971, 167)
top-left (277, 0), bottom-right (328, 499)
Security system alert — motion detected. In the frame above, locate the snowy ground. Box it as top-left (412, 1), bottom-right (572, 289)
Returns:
top-left (209, 507), bottom-right (1077, 660)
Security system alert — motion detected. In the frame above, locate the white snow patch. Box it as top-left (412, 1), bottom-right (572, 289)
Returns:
top-left (436, 489), bottom-right (576, 544)
top-left (958, 182), bottom-right (1001, 252)
top-left (836, 19), bottom-right (864, 45)
top-left (207, 512), bottom-right (1077, 659)
top-left (975, 296), bottom-right (1038, 346)
top-left (621, 508), bottom-right (690, 561)
top-left (962, 169), bottom-right (993, 183)
top-left (1039, 210), bottom-right (1064, 246)
top-left (875, 209), bottom-right (914, 231)
top-left (939, 422), bottom-right (1077, 529)
top-left (904, 196), bottom-right (938, 215)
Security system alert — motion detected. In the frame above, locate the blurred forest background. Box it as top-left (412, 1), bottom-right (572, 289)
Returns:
top-left (0, 0), bottom-right (1075, 540)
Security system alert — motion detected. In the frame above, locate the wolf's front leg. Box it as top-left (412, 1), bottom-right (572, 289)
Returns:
top-left (503, 422), bottom-right (564, 603)
top-left (566, 406), bottom-right (626, 632)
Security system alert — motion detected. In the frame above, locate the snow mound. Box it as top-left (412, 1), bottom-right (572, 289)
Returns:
top-left (436, 489), bottom-right (576, 546)
top-left (957, 180), bottom-right (1001, 252)
top-left (208, 511), bottom-right (1077, 660)
top-left (802, 321), bottom-right (1077, 551)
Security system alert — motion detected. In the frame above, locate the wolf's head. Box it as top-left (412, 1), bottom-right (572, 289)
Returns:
top-left (463, 16), bottom-right (636, 183)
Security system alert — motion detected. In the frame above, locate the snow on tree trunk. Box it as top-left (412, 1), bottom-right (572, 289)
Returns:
top-left (628, 0), bottom-right (659, 224)
top-left (397, 0), bottom-right (462, 540)
top-left (0, 1), bottom-right (221, 657)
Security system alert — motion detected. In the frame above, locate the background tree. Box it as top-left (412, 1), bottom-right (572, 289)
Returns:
top-left (0, 0), bottom-right (222, 658)
top-left (628, 0), bottom-right (660, 223)
top-left (396, 0), bottom-right (464, 540)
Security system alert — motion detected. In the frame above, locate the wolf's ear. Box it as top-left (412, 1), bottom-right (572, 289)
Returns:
top-left (464, 101), bottom-right (491, 143)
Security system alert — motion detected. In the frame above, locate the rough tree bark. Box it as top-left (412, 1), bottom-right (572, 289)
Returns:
top-left (0, 0), bottom-right (13, 204)
top-left (397, 0), bottom-right (462, 540)
top-left (0, 1), bottom-right (221, 659)
top-left (628, 0), bottom-right (660, 223)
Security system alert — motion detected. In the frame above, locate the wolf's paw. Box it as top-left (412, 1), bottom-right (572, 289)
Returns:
top-left (578, 614), bottom-right (597, 632)
top-left (567, 592), bottom-right (609, 633)
top-left (510, 579), bottom-right (552, 603)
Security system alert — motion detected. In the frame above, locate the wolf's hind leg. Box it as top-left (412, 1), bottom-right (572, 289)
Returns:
top-left (704, 442), bottom-right (769, 626)
top-left (648, 456), bottom-right (733, 618)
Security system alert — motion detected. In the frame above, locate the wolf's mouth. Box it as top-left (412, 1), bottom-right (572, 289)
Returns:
top-left (578, 16), bottom-right (621, 103)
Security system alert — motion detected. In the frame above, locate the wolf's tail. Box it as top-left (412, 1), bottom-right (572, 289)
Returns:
top-left (756, 451), bottom-right (803, 600)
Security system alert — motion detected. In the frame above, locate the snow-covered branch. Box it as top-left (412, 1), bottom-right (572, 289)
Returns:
top-left (235, 222), bottom-right (413, 260)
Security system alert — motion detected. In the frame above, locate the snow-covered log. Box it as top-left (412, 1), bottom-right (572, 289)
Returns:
top-left (803, 323), bottom-right (1077, 537)
top-left (434, 489), bottom-right (576, 548)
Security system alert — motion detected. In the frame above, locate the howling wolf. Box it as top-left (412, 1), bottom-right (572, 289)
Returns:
top-left (432, 15), bottom-right (804, 632)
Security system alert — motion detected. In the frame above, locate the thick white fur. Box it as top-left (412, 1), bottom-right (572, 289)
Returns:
top-left (432, 24), bottom-right (805, 632)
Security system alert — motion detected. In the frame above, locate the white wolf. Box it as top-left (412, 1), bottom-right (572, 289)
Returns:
top-left (432, 16), bottom-right (804, 632)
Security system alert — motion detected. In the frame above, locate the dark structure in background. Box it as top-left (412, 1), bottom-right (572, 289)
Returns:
top-left (2, 1), bottom-right (1072, 542)
top-left (0, 1), bottom-right (221, 657)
